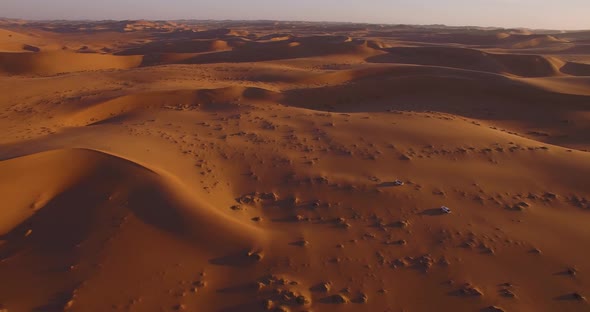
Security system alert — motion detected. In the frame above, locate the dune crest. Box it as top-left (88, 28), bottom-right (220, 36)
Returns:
top-left (0, 51), bottom-right (143, 75)
top-left (1, 148), bottom-right (263, 247)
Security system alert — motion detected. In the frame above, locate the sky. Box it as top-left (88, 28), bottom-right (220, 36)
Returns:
top-left (1, 0), bottom-right (589, 30)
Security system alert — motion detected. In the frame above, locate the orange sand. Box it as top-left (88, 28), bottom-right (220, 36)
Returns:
top-left (1, 20), bottom-right (590, 312)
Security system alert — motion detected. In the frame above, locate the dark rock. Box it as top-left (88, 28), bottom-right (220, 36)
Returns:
top-left (400, 154), bottom-right (412, 161)
top-left (321, 294), bottom-right (349, 304)
top-left (248, 251), bottom-right (263, 261)
top-left (357, 293), bottom-right (368, 303)
top-left (499, 288), bottom-right (515, 298)
top-left (310, 282), bottom-right (331, 293)
top-left (572, 293), bottom-right (586, 301)
top-left (291, 240), bottom-right (309, 247)
top-left (529, 248), bottom-right (542, 254)
top-left (455, 284), bottom-right (483, 297)
top-left (295, 295), bottom-right (310, 305)
top-left (566, 267), bottom-right (578, 276)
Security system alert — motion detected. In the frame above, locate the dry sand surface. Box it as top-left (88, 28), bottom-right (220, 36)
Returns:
top-left (1, 20), bottom-right (590, 312)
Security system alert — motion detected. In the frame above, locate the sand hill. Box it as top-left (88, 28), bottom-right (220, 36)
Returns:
top-left (1, 20), bottom-right (590, 312)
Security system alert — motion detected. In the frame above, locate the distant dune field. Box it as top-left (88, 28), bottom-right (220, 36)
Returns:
top-left (1, 20), bottom-right (590, 312)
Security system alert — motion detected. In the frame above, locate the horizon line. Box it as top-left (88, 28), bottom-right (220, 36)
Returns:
top-left (1, 16), bottom-right (589, 32)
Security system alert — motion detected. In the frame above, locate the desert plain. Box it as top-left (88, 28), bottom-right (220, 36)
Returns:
top-left (1, 19), bottom-right (590, 312)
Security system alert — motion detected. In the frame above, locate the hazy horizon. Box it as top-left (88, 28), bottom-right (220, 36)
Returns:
top-left (2, 17), bottom-right (589, 32)
top-left (1, 0), bottom-right (590, 30)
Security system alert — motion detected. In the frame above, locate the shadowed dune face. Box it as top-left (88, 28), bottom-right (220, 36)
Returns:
top-left (176, 36), bottom-right (380, 64)
top-left (561, 61), bottom-right (590, 76)
top-left (61, 86), bottom-right (281, 126)
top-left (367, 47), bottom-right (560, 77)
top-left (0, 51), bottom-right (143, 75)
top-left (0, 149), bottom-right (261, 247)
top-left (281, 65), bottom-right (589, 132)
top-left (1, 20), bottom-right (590, 312)
top-left (115, 39), bottom-right (233, 55)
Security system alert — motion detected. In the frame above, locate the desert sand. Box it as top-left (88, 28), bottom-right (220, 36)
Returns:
top-left (1, 19), bottom-right (590, 312)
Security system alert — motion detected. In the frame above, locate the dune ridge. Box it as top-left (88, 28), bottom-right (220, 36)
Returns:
top-left (0, 51), bottom-right (143, 75)
top-left (367, 46), bottom-right (567, 77)
top-left (0, 148), bottom-right (263, 247)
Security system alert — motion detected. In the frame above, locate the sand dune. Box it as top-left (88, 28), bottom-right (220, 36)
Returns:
top-left (0, 29), bottom-right (42, 52)
top-left (509, 34), bottom-right (566, 49)
top-left (1, 20), bottom-right (590, 312)
top-left (180, 36), bottom-right (380, 64)
top-left (116, 39), bottom-right (234, 66)
top-left (0, 148), bottom-right (262, 245)
top-left (0, 148), bottom-right (264, 311)
top-left (63, 86), bottom-right (280, 126)
top-left (367, 47), bottom-right (562, 77)
top-left (257, 33), bottom-right (293, 42)
top-left (0, 51), bottom-right (143, 75)
top-left (117, 39), bottom-right (232, 55)
top-left (561, 61), bottom-right (590, 76)
top-left (282, 64), bottom-right (581, 109)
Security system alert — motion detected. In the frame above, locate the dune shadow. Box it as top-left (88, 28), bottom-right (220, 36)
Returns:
top-left (23, 44), bottom-right (41, 52)
top-left (366, 46), bottom-right (560, 78)
top-left (309, 283), bottom-right (330, 293)
top-left (127, 185), bottom-right (189, 238)
top-left (33, 290), bottom-right (75, 312)
top-left (0, 149), bottom-right (195, 257)
top-left (560, 62), bottom-right (590, 76)
top-left (366, 46), bottom-right (501, 73)
top-left (447, 289), bottom-right (480, 297)
top-left (209, 249), bottom-right (262, 267)
top-left (318, 294), bottom-right (349, 304)
top-left (279, 67), bottom-right (590, 147)
top-left (377, 182), bottom-right (403, 187)
top-left (86, 113), bottom-right (135, 126)
top-left (0, 177), bottom-right (114, 254)
top-left (553, 269), bottom-right (576, 277)
top-left (554, 293), bottom-right (586, 301)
